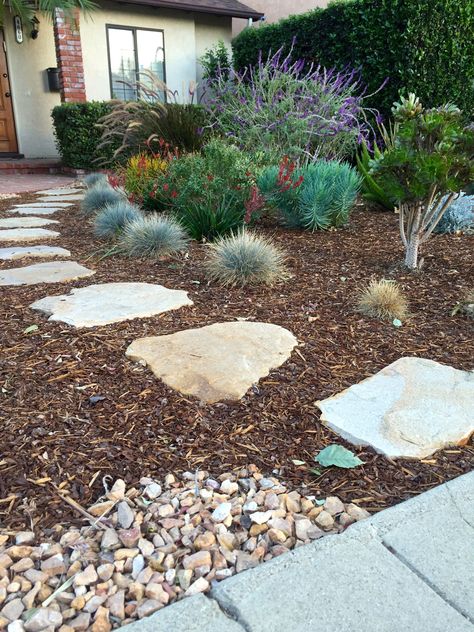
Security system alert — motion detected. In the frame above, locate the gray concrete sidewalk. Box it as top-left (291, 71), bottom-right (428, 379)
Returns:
top-left (123, 471), bottom-right (474, 632)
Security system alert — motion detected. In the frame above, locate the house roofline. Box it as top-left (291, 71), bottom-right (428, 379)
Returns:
top-left (110, 0), bottom-right (264, 19)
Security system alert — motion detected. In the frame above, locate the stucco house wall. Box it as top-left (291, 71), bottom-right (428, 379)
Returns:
top-left (3, 3), bottom-right (232, 159)
top-left (233, 0), bottom-right (328, 36)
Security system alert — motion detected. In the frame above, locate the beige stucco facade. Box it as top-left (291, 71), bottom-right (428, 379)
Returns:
top-left (3, 2), bottom-right (232, 158)
top-left (233, 0), bottom-right (328, 36)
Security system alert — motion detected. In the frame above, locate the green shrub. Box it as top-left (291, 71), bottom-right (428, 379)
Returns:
top-left (83, 173), bottom-right (108, 188)
top-left (81, 185), bottom-right (124, 216)
top-left (370, 96), bottom-right (474, 269)
top-left (356, 142), bottom-right (396, 211)
top-left (93, 201), bottom-right (142, 238)
top-left (258, 158), bottom-right (360, 230)
top-left (120, 215), bottom-right (189, 257)
top-left (232, 0), bottom-right (474, 119)
top-left (204, 229), bottom-right (288, 286)
top-left (51, 102), bottom-right (116, 169)
top-left (144, 139), bottom-right (259, 240)
top-left (200, 40), bottom-right (231, 82)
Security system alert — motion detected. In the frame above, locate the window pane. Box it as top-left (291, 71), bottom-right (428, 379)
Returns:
top-left (108, 28), bottom-right (138, 100)
top-left (136, 30), bottom-right (165, 101)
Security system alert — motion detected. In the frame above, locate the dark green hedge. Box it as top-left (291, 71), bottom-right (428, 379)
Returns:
top-left (51, 101), bottom-right (114, 169)
top-left (232, 0), bottom-right (474, 118)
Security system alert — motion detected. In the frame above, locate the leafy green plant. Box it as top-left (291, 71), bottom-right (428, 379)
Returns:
top-left (204, 229), bottom-right (288, 286)
top-left (369, 96), bottom-right (474, 269)
top-left (52, 102), bottom-right (115, 169)
top-left (200, 40), bottom-right (231, 83)
top-left (81, 185), bottom-right (124, 216)
top-left (258, 158), bottom-right (360, 230)
top-left (356, 279), bottom-right (408, 321)
top-left (144, 139), bottom-right (259, 240)
top-left (356, 142), bottom-right (396, 211)
top-left (93, 201), bottom-right (142, 238)
top-left (120, 215), bottom-right (189, 257)
top-left (0, 0), bottom-right (96, 28)
top-left (315, 445), bottom-right (364, 469)
top-left (83, 173), bottom-right (108, 189)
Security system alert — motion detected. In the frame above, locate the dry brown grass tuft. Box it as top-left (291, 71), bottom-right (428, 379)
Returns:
top-left (356, 278), bottom-right (408, 321)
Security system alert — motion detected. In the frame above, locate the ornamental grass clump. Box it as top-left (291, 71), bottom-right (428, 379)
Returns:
top-left (121, 215), bottom-right (189, 258)
top-left (93, 201), bottom-right (142, 238)
top-left (204, 229), bottom-right (288, 286)
top-left (81, 185), bottom-right (124, 216)
top-left (357, 279), bottom-right (408, 321)
top-left (204, 46), bottom-right (377, 163)
top-left (83, 173), bottom-right (108, 189)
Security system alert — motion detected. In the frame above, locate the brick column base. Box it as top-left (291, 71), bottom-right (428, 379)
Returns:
top-left (53, 9), bottom-right (87, 103)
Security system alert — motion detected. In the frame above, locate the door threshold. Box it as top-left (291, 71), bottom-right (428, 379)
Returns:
top-left (0, 152), bottom-right (25, 159)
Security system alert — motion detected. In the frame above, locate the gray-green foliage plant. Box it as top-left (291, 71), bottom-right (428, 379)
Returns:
top-left (84, 173), bottom-right (108, 188)
top-left (369, 95), bottom-right (474, 269)
top-left (120, 215), bottom-right (189, 257)
top-left (93, 201), bottom-right (142, 238)
top-left (81, 185), bottom-right (124, 216)
top-left (204, 229), bottom-right (288, 286)
top-left (258, 159), bottom-right (361, 230)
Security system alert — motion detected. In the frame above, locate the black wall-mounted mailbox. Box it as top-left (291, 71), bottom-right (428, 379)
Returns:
top-left (46, 67), bottom-right (60, 92)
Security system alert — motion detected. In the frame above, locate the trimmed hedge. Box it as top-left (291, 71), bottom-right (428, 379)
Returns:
top-left (232, 0), bottom-right (474, 118)
top-left (51, 101), bottom-right (115, 169)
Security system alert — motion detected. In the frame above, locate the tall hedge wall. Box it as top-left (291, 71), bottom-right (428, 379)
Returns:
top-left (232, 0), bottom-right (474, 118)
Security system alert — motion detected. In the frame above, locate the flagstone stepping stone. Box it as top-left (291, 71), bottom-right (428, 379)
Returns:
top-left (7, 208), bottom-right (64, 216)
top-left (0, 217), bottom-right (59, 228)
top-left (35, 188), bottom-right (83, 195)
top-left (0, 228), bottom-right (59, 242)
top-left (38, 195), bottom-right (83, 202)
top-left (126, 321), bottom-right (298, 404)
top-left (14, 202), bottom-right (73, 208)
top-left (316, 357), bottom-right (474, 459)
top-left (0, 261), bottom-right (94, 286)
top-left (0, 246), bottom-right (71, 261)
top-left (30, 282), bottom-right (193, 328)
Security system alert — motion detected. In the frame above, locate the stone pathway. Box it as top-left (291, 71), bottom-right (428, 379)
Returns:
top-left (126, 322), bottom-right (298, 403)
top-left (30, 282), bottom-right (193, 328)
top-left (38, 194), bottom-right (84, 203)
top-left (13, 202), bottom-right (74, 208)
top-left (7, 207), bottom-right (67, 216)
top-left (0, 246), bottom-right (71, 261)
top-left (0, 173), bottom-right (75, 195)
top-left (0, 261), bottom-right (95, 286)
top-left (121, 471), bottom-right (474, 632)
top-left (0, 228), bottom-right (60, 243)
top-left (317, 357), bottom-right (474, 458)
top-left (0, 217), bottom-right (59, 228)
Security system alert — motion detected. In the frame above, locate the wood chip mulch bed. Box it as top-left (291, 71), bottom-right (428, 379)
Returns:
top-left (1, 193), bottom-right (473, 531)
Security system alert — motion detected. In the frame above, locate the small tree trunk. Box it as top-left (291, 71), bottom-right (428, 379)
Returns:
top-left (404, 204), bottom-right (422, 269)
top-left (405, 232), bottom-right (420, 269)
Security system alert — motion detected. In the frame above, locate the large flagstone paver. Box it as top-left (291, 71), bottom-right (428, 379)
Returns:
top-left (0, 228), bottom-right (60, 243)
top-left (14, 202), bottom-right (73, 208)
top-left (35, 188), bottom-right (83, 196)
top-left (7, 207), bottom-right (65, 216)
top-left (0, 217), bottom-right (59, 228)
top-left (126, 321), bottom-right (298, 404)
top-left (30, 282), bottom-right (193, 328)
top-left (317, 357), bottom-right (474, 459)
top-left (38, 195), bottom-right (83, 202)
top-left (0, 261), bottom-right (95, 286)
top-left (0, 246), bottom-right (71, 261)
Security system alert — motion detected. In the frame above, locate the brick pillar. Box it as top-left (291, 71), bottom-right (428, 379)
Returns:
top-left (53, 9), bottom-right (87, 103)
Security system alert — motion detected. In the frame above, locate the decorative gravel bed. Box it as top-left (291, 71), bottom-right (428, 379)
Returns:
top-left (0, 192), bottom-right (473, 533)
top-left (0, 468), bottom-right (370, 630)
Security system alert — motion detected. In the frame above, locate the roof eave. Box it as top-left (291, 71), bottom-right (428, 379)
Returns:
top-left (110, 0), bottom-right (264, 19)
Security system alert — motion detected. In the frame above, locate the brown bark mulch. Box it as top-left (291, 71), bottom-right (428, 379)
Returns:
top-left (1, 194), bottom-right (473, 531)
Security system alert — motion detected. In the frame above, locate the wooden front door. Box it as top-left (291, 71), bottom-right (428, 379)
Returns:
top-left (0, 30), bottom-right (18, 154)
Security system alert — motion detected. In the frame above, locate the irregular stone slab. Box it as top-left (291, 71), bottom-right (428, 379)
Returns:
top-left (7, 208), bottom-right (64, 216)
top-left (0, 261), bottom-right (95, 286)
top-left (0, 217), bottom-right (59, 228)
top-left (38, 195), bottom-right (83, 202)
top-left (126, 321), bottom-right (297, 403)
top-left (35, 188), bottom-right (83, 196)
top-left (0, 228), bottom-right (59, 242)
top-left (0, 246), bottom-right (71, 261)
top-left (30, 282), bottom-right (193, 328)
top-left (14, 202), bottom-right (73, 208)
top-left (317, 357), bottom-right (474, 459)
